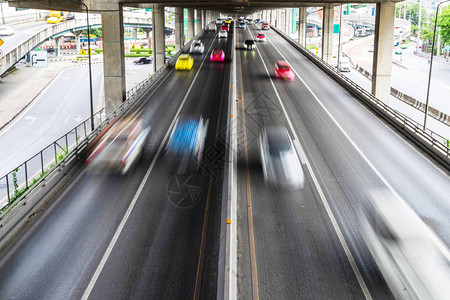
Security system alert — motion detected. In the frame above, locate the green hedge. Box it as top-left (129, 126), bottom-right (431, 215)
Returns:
top-left (125, 53), bottom-right (152, 57)
top-left (306, 45), bottom-right (316, 50)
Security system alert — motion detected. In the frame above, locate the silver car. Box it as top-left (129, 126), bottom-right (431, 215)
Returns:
top-left (259, 126), bottom-right (304, 189)
top-left (190, 40), bottom-right (205, 54)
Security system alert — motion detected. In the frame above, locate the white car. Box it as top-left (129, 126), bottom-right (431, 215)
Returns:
top-left (259, 126), bottom-right (304, 189)
top-left (190, 40), bottom-right (205, 54)
top-left (256, 32), bottom-right (266, 42)
top-left (0, 26), bottom-right (14, 36)
top-left (215, 19), bottom-right (222, 25)
top-left (207, 23), bottom-right (216, 32)
top-left (218, 30), bottom-right (228, 38)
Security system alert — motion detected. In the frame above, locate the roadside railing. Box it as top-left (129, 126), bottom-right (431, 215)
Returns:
top-left (0, 31), bottom-right (203, 217)
top-left (271, 25), bottom-right (450, 169)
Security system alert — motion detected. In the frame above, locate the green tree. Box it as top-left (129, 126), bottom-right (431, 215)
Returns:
top-left (438, 6), bottom-right (450, 46)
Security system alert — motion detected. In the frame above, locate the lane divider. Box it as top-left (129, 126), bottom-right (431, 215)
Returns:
top-left (81, 33), bottom-right (218, 300)
top-left (246, 27), bottom-right (373, 300)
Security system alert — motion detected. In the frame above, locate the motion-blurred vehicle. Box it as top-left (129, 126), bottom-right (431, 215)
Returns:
top-left (255, 19), bottom-right (261, 23)
top-left (190, 40), bottom-right (205, 54)
top-left (47, 10), bottom-right (65, 23)
top-left (221, 24), bottom-right (229, 32)
top-left (256, 32), bottom-right (266, 42)
top-left (368, 44), bottom-right (374, 52)
top-left (86, 113), bottom-right (151, 175)
top-left (225, 19), bottom-right (232, 24)
top-left (246, 18), bottom-right (253, 24)
top-left (175, 54), bottom-right (194, 70)
top-left (134, 57), bottom-right (152, 64)
top-left (259, 126), bottom-right (304, 189)
top-left (273, 61), bottom-right (295, 80)
top-left (359, 190), bottom-right (450, 300)
top-left (239, 22), bottom-right (246, 29)
top-left (210, 49), bottom-right (225, 62)
top-left (218, 30), bottom-right (228, 38)
top-left (166, 115), bottom-right (209, 173)
top-left (216, 19), bottom-right (222, 25)
top-left (207, 23), bottom-right (216, 32)
top-left (0, 25), bottom-right (14, 36)
top-left (262, 22), bottom-right (270, 30)
top-left (244, 40), bottom-right (256, 50)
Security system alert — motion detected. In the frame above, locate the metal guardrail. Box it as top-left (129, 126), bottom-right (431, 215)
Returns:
top-left (271, 25), bottom-right (450, 169)
top-left (0, 32), bottom-right (203, 216)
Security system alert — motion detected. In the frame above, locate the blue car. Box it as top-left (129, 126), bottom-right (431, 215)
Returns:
top-left (239, 22), bottom-right (246, 29)
top-left (166, 115), bottom-right (208, 173)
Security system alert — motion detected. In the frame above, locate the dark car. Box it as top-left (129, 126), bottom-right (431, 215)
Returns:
top-left (134, 57), bottom-right (152, 64)
top-left (244, 40), bottom-right (256, 50)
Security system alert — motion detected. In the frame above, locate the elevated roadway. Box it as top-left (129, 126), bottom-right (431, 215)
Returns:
top-left (0, 22), bottom-right (449, 300)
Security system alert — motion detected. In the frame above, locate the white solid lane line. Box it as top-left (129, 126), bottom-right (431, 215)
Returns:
top-left (247, 26), bottom-right (373, 300)
top-left (81, 34), bottom-right (218, 300)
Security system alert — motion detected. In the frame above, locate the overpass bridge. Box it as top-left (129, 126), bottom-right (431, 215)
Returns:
top-left (0, 2), bottom-right (449, 300)
top-left (0, 13), bottom-right (174, 76)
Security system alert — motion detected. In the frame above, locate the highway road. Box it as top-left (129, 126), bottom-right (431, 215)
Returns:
top-left (0, 28), bottom-right (231, 299)
top-left (235, 23), bottom-right (450, 299)
top-left (0, 21), bottom-right (449, 300)
top-left (0, 21), bottom-right (53, 54)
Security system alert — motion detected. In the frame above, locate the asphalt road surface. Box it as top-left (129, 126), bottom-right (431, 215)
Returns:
top-left (235, 23), bottom-right (450, 299)
top-left (0, 29), bottom-right (231, 299)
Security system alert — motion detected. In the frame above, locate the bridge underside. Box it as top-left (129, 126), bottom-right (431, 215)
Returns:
top-left (9, 0), bottom-right (402, 13)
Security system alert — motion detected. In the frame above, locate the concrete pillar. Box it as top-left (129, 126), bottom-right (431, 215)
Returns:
top-left (372, 2), bottom-right (395, 104)
top-left (152, 4), bottom-right (166, 73)
top-left (201, 10), bottom-right (205, 30)
top-left (102, 7), bottom-right (126, 114)
top-left (321, 4), bottom-right (334, 64)
top-left (188, 8), bottom-right (195, 39)
top-left (132, 28), bottom-right (138, 40)
top-left (298, 7), bottom-right (306, 46)
top-left (142, 28), bottom-right (151, 40)
top-left (284, 9), bottom-right (289, 33)
top-left (175, 7), bottom-right (184, 52)
top-left (195, 9), bottom-right (202, 35)
top-left (55, 37), bottom-right (62, 56)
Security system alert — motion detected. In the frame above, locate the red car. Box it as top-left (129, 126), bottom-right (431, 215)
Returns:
top-left (211, 49), bottom-right (225, 62)
top-left (273, 61), bottom-right (295, 81)
top-left (262, 22), bottom-right (270, 30)
top-left (221, 24), bottom-right (229, 32)
top-left (256, 32), bottom-right (266, 41)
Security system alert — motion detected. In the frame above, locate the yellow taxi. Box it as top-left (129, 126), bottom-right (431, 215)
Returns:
top-left (225, 19), bottom-right (232, 24)
top-left (175, 54), bottom-right (194, 70)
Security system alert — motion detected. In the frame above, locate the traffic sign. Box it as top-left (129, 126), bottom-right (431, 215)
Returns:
top-left (30, 50), bottom-right (48, 67)
top-left (80, 49), bottom-right (87, 55)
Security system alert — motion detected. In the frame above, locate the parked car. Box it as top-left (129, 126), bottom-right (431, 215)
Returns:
top-left (134, 57), bottom-right (152, 64)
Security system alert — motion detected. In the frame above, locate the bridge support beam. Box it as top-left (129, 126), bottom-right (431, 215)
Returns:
top-left (372, 2), bottom-right (395, 104)
top-left (298, 7), bottom-right (306, 46)
top-left (152, 4), bottom-right (166, 73)
top-left (55, 37), bottom-right (62, 56)
top-left (175, 7), bottom-right (184, 52)
top-left (188, 8), bottom-right (195, 39)
top-left (101, 7), bottom-right (126, 114)
top-left (321, 4), bottom-right (334, 64)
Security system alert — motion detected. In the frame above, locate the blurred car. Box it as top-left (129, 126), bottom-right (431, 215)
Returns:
top-left (190, 40), bottom-right (205, 54)
top-left (0, 25), bottom-right (14, 36)
top-left (210, 49), bottom-right (225, 62)
top-left (134, 57), bottom-right (152, 64)
top-left (244, 40), bottom-right (256, 50)
top-left (273, 61), bottom-right (295, 80)
top-left (216, 19), bottom-right (222, 25)
top-left (207, 23), bottom-right (216, 32)
top-left (368, 44), bottom-right (374, 52)
top-left (255, 19), bottom-right (261, 23)
top-left (259, 126), bottom-right (304, 189)
top-left (239, 22), bottom-right (246, 29)
top-left (218, 30), bottom-right (228, 38)
top-left (46, 48), bottom-right (56, 54)
top-left (166, 115), bottom-right (209, 173)
top-left (262, 22), bottom-right (270, 30)
top-left (256, 32), bottom-right (266, 42)
top-left (394, 49), bottom-right (402, 55)
top-left (246, 18), bottom-right (253, 24)
top-left (225, 19), bottom-right (232, 24)
top-left (86, 113), bottom-right (151, 175)
top-left (221, 24), bottom-right (229, 32)
top-left (359, 190), bottom-right (450, 300)
top-left (175, 54), bottom-right (194, 70)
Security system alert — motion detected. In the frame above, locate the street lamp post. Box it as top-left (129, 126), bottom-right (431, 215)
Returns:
top-left (70, 0), bottom-right (94, 132)
top-left (423, 0), bottom-right (450, 130)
